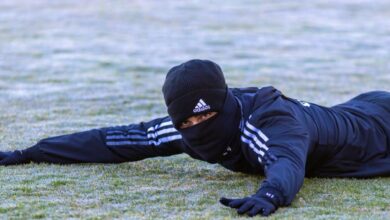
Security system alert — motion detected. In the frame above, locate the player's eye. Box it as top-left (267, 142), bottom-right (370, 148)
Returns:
top-left (180, 120), bottom-right (192, 129)
top-left (202, 112), bottom-right (214, 119)
top-left (205, 112), bottom-right (213, 117)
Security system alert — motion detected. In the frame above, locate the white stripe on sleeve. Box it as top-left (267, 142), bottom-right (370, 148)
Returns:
top-left (245, 121), bottom-right (269, 142)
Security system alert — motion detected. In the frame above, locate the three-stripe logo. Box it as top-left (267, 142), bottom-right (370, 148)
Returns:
top-left (106, 120), bottom-right (182, 147)
top-left (193, 99), bottom-right (211, 113)
top-left (240, 120), bottom-right (270, 164)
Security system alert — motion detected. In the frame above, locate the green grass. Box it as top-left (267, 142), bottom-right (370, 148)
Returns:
top-left (1, 0), bottom-right (390, 219)
top-left (0, 159), bottom-right (389, 219)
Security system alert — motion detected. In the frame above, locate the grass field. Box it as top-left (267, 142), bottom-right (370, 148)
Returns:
top-left (1, 0), bottom-right (389, 219)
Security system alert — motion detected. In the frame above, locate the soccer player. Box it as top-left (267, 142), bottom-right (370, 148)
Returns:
top-left (1, 59), bottom-right (389, 217)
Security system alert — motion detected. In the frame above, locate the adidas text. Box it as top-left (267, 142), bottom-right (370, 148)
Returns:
top-left (193, 99), bottom-right (211, 113)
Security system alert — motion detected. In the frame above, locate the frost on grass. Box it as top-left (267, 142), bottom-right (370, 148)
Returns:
top-left (1, 157), bottom-right (389, 219)
top-left (1, 0), bottom-right (390, 219)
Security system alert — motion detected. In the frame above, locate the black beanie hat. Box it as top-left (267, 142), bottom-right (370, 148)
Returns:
top-left (162, 59), bottom-right (228, 127)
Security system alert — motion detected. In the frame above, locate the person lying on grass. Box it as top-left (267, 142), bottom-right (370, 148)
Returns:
top-left (1, 59), bottom-right (390, 217)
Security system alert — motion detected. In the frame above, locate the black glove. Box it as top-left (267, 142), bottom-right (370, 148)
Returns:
top-left (0, 150), bottom-right (30, 165)
top-left (219, 188), bottom-right (281, 217)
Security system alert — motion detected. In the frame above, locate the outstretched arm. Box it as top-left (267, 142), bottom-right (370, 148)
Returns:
top-left (0, 116), bottom-right (184, 165)
top-left (220, 112), bottom-right (310, 217)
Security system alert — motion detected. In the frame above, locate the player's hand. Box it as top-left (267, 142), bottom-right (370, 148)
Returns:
top-left (219, 189), bottom-right (280, 217)
top-left (0, 150), bottom-right (29, 165)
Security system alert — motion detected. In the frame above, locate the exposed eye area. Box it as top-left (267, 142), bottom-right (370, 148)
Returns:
top-left (180, 120), bottom-right (193, 128)
top-left (179, 112), bottom-right (217, 129)
top-left (200, 112), bottom-right (214, 120)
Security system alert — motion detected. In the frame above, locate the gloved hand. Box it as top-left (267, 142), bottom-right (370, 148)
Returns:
top-left (219, 188), bottom-right (281, 217)
top-left (0, 150), bottom-right (29, 165)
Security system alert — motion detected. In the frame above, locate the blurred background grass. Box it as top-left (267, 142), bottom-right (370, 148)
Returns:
top-left (0, 0), bottom-right (389, 219)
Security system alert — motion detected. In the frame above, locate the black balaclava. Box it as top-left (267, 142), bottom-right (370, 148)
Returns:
top-left (162, 59), bottom-right (241, 163)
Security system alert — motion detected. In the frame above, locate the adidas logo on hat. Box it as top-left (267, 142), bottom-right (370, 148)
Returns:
top-left (193, 99), bottom-right (211, 113)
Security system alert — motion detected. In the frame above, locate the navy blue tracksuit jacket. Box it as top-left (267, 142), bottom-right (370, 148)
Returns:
top-left (22, 86), bottom-right (390, 206)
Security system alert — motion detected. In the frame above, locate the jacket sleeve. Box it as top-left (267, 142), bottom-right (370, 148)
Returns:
top-left (245, 111), bottom-right (310, 206)
top-left (22, 116), bottom-right (185, 164)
